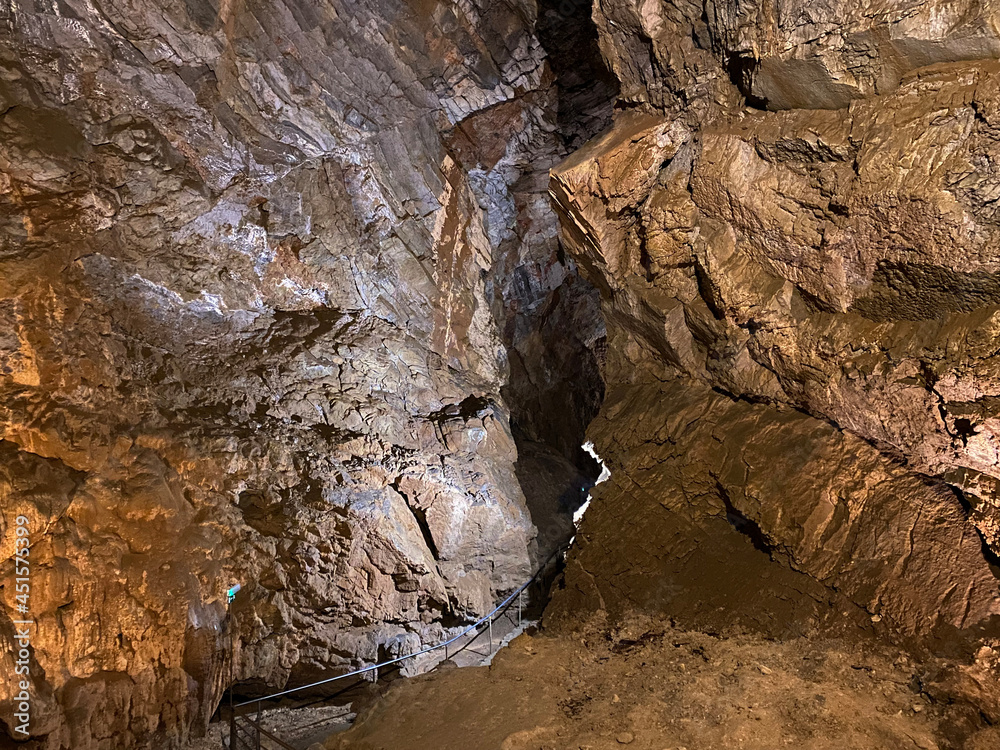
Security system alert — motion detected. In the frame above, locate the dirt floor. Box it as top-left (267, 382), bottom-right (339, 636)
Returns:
top-left (324, 615), bottom-right (1000, 750)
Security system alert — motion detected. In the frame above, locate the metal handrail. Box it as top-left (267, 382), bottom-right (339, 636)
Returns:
top-left (235, 716), bottom-right (297, 750)
top-left (232, 542), bottom-right (568, 710)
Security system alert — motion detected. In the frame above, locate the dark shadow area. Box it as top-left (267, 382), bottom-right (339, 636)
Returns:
top-left (467, 1), bottom-right (612, 568)
top-left (725, 53), bottom-right (769, 109)
top-left (719, 484), bottom-right (774, 555)
top-left (536, 0), bottom-right (619, 150)
top-left (514, 434), bottom-right (600, 561)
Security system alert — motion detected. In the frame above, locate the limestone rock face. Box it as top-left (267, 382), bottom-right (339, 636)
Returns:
top-left (0, 1), bottom-right (609, 748)
top-left (592, 0), bottom-right (1000, 111)
top-left (711, 0), bottom-right (1000, 110)
top-left (555, 380), bottom-right (1000, 638)
top-left (551, 3), bottom-right (1000, 645)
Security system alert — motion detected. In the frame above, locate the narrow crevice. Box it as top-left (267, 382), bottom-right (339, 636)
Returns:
top-left (536, 0), bottom-right (619, 150)
top-left (722, 49), bottom-right (769, 110)
top-left (392, 479), bottom-right (440, 561)
top-left (950, 485), bottom-right (1000, 579)
top-left (493, 0), bottom-right (613, 567)
top-left (409, 504), bottom-right (440, 561)
top-left (718, 482), bottom-right (774, 555)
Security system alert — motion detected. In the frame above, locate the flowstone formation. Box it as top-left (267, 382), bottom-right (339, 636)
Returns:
top-left (0, 1), bottom-right (609, 748)
top-left (550, 0), bottom-right (1000, 709)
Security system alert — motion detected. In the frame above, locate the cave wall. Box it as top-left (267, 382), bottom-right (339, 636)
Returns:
top-left (8, 0), bottom-right (1000, 745)
top-left (0, 1), bottom-right (608, 747)
top-left (550, 0), bottom-right (1000, 646)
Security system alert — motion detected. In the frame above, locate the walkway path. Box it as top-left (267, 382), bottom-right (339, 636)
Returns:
top-left (219, 545), bottom-right (567, 749)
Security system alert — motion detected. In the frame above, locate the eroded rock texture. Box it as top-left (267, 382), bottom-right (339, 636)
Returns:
top-left (0, 1), bottom-right (610, 748)
top-left (551, 0), bottom-right (1000, 655)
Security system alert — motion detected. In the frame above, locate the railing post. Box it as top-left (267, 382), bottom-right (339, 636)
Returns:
top-left (225, 543), bottom-right (568, 749)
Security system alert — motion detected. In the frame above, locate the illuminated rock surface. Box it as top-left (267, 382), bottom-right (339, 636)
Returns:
top-left (551, 39), bottom-right (1000, 643)
top-left (5, 1), bottom-right (1000, 749)
top-left (336, 3), bottom-right (1000, 749)
top-left (0, 1), bottom-right (609, 747)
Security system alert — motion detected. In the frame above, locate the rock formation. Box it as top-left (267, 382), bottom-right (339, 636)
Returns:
top-left (5, 0), bottom-right (1000, 747)
top-left (551, 0), bottom-right (1000, 649)
top-left (0, 1), bottom-right (609, 747)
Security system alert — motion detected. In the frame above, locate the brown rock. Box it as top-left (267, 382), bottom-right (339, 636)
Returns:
top-left (550, 6), bottom-right (1000, 659)
top-left (0, 0), bottom-right (611, 747)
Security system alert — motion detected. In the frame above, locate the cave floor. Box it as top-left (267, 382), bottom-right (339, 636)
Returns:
top-left (322, 616), bottom-right (1000, 750)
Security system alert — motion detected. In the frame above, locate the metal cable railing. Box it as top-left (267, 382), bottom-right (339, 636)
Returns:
top-left (226, 543), bottom-right (569, 749)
